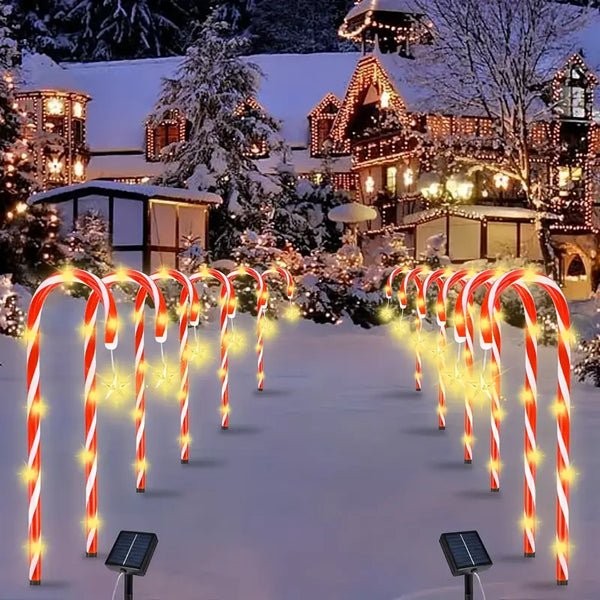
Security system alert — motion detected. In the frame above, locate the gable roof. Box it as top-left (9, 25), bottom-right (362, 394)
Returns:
top-left (45, 52), bottom-right (360, 153)
top-left (29, 180), bottom-right (222, 205)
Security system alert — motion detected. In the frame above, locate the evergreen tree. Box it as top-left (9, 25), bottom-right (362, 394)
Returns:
top-left (0, 203), bottom-right (65, 288)
top-left (150, 13), bottom-right (280, 257)
top-left (10, 0), bottom-right (72, 60)
top-left (67, 0), bottom-right (182, 60)
top-left (0, 4), bottom-right (37, 222)
top-left (249, 0), bottom-right (354, 54)
top-left (64, 210), bottom-right (113, 276)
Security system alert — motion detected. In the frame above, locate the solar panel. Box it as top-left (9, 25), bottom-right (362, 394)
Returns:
top-left (439, 531), bottom-right (492, 576)
top-left (105, 531), bottom-right (158, 576)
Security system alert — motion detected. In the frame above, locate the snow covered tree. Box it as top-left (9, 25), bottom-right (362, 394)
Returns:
top-left (67, 0), bottom-right (182, 60)
top-left (414, 0), bottom-right (591, 276)
top-left (0, 5), bottom-right (37, 221)
top-left (0, 203), bottom-right (65, 288)
top-left (270, 167), bottom-right (346, 255)
top-left (0, 273), bottom-right (25, 338)
top-left (419, 233), bottom-right (449, 270)
top-left (10, 0), bottom-right (72, 59)
top-left (574, 333), bottom-right (600, 387)
top-left (64, 210), bottom-right (113, 276)
top-left (249, 0), bottom-right (354, 54)
top-left (151, 13), bottom-right (280, 257)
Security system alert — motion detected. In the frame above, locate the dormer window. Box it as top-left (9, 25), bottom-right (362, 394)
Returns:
top-left (309, 93), bottom-right (342, 157)
top-left (235, 98), bottom-right (269, 159)
top-left (146, 110), bottom-right (186, 161)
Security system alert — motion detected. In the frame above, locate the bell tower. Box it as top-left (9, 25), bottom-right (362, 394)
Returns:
top-left (338, 0), bottom-right (434, 58)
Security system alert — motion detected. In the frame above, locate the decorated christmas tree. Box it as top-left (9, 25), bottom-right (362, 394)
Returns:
top-left (0, 5), bottom-right (37, 222)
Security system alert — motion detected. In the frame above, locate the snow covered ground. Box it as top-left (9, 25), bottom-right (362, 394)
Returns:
top-left (1, 293), bottom-right (599, 600)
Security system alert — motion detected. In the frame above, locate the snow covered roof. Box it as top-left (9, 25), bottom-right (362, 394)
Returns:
top-left (403, 205), bottom-right (540, 225)
top-left (18, 53), bottom-right (90, 96)
top-left (56, 53), bottom-right (360, 153)
top-left (345, 0), bottom-right (421, 21)
top-left (29, 180), bottom-right (222, 205)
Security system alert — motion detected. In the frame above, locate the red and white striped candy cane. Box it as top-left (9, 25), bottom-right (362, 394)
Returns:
top-left (261, 266), bottom-right (294, 391)
top-left (479, 277), bottom-right (538, 541)
top-left (87, 270), bottom-right (167, 494)
top-left (26, 269), bottom-right (118, 584)
top-left (455, 269), bottom-right (497, 464)
top-left (397, 267), bottom-right (427, 391)
top-left (227, 267), bottom-right (267, 390)
top-left (422, 269), bottom-right (452, 428)
top-left (481, 270), bottom-right (572, 585)
top-left (189, 268), bottom-right (235, 429)
top-left (136, 269), bottom-right (200, 463)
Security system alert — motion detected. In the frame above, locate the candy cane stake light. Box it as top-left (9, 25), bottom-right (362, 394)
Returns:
top-left (26, 268), bottom-right (118, 584)
top-left (136, 269), bottom-right (200, 463)
top-left (87, 269), bottom-right (168, 494)
top-left (480, 269), bottom-right (572, 585)
top-left (261, 266), bottom-right (295, 391)
top-left (454, 269), bottom-right (497, 464)
top-left (189, 267), bottom-right (235, 429)
top-left (227, 266), bottom-right (267, 390)
top-left (386, 266), bottom-right (427, 391)
top-left (399, 267), bottom-right (428, 391)
top-left (478, 279), bottom-right (538, 495)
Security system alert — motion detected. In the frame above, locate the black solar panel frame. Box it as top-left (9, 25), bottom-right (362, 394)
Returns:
top-left (105, 530), bottom-right (158, 576)
top-left (439, 530), bottom-right (492, 576)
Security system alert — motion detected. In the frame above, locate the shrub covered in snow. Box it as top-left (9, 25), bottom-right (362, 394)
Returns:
top-left (0, 274), bottom-right (25, 338)
top-left (574, 334), bottom-right (600, 387)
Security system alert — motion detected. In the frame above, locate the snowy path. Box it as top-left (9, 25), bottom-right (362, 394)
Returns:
top-left (0, 294), bottom-right (599, 600)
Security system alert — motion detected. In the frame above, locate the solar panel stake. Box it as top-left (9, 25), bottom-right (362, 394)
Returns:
top-left (463, 573), bottom-right (473, 600)
top-left (124, 573), bottom-right (133, 600)
top-left (439, 530), bottom-right (492, 600)
top-left (106, 530), bottom-right (158, 600)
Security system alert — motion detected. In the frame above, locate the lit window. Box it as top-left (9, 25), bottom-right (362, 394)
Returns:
top-left (46, 97), bottom-right (65, 116)
top-left (72, 102), bottom-right (83, 119)
top-left (365, 175), bottom-right (375, 194)
top-left (404, 168), bottom-right (414, 188)
top-left (385, 166), bottom-right (397, 195)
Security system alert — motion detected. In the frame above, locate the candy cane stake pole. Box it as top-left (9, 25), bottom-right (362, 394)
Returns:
top-left (189, 268), bottom-right (235, 429)
top-left (422, 269), bottom-right (453, 428)
top-left (87, 270), bottom-right (168, 493)
top-left (455, 269), bottom-right (497, 464)
top-left (398, 268), bottom-right (427, 391)
top-left (227, 267), bottom-right (266, 390)
top-left (436, 269), bottom-right (470, 428)
top-left (261, 266), bottom-right (294, 391)
top-left (26, 269), bottom-right (118, 584)
top-left (481, 270), bottom-right (571, 584)
top-left (136, 269), bottom-right (200, 463)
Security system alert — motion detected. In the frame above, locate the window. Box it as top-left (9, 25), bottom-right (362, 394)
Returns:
top-left (563, 67), bottom-right (587, 119)
top-left (146, 110), bottom-right (185, 161)
top-left (385, 166), bottom-right (397, 196)
top-left (73, 119), bottom-right (84, 145)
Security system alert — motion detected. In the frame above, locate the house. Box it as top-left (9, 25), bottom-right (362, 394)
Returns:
top-left (331, 0), bottom-right (600, 300)
top-left (16, 0), bottom-right (600, 299)
top-left (16, 52), bottom-right (359, 189)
